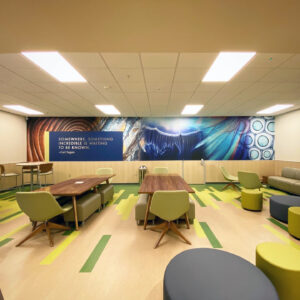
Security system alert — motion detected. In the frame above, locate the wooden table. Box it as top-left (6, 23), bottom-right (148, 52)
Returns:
top-left (138, 174), bottom-right (195, 230)
top-left (16, 162), bottom-right (49, 190)
top-left (37, 175), bottom-right (115, 230)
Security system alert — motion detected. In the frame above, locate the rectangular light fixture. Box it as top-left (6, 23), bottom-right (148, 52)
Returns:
top-left (95, 105), bottom-right (120, 115)
top-left (202, 52), bottom-right (256, 82)
top-left (257, 104), bottom-right (294, 115)
top-left (3, 105), bottom-right (44, 115)
top-left (181, 105), bottom-right (203, 115)
top-left (21, 51), bottom-right (86, 82)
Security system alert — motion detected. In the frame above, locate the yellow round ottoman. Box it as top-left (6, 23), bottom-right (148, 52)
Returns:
top-left (256, 242), bottom-right (300, 300)
top-left (288, 207), bottom-right (300, 239)
top-left (241, 189), bottom-right (263, 211)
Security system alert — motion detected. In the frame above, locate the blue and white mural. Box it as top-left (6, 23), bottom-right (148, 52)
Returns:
top-left (27, 116), bottom-right (275, 161)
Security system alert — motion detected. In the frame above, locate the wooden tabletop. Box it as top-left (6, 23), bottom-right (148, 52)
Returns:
top-left (36, 175), bottom-right (115, 196)
top-left (138, 174), bottom-right (194, 194)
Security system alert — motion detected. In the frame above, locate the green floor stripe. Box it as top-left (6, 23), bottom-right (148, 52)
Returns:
top-left (80, 235), bottom-right (111, 273)
top-left (209, 192), bottom-right (222, 201)
top-left (267, 218), bottom-right (288, 232)
top-left (199, 222), bottom-right (222, 248)
top-left (192, 192), bottom-right (206, 207)
top-left (62, 229), bottom-right (75, 236)
top-left (0, 211), bottom-right (22, 223)
top-left (0, 238), bottom-right (13, 247)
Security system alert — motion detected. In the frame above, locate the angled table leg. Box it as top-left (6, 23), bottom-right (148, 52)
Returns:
top-left (72, 196), bottom-right (79, 231)
top-left (143, 194), bottom-right (152, 230)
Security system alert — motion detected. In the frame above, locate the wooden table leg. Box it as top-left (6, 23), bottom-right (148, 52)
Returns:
top-left (106, 179), bottom-right (109, 185)
top-left (143, 194), bottom-right (152, 230)
top-left (72, 196), bottom-right (79, 231)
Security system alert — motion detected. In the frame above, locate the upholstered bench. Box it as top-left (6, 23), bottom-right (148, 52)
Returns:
top-left (135, 194), bottom-right (155, 225)
top-left (256, 242), bottom-right (300, 300)
top-left (98, 184), bottom-right (114, 207)
top-left (270, 195), bottom-right (300, 223)
top-left (64, 192), bottom-right (101, 225)
top-left (164, 248), bottom-right (278, 300)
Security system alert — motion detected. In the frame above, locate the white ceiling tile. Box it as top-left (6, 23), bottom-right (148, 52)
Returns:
top-left (101, 53), bottom-right (140, 68)
top-left (149, 93), bottom-right (169, 105)
top-left (174, 68), bottom-right (206, 82)
top-left (78, 68), bottom-right (115, 83)
top-left (110, 68), bottom-right (144, 82)
top-left (141, 53), bottom-right (178, 68)
top-left (268, 83), bottom-right (300, 93)
top-left (232, 67), bottom-right (271, 82)
top-left (177, 53), bottom-right (217, 68)
top-left (190, 91), bottom-right (215, 102)
top-left (172, 82), bottom-right (199, 93)
top-left (144, 68), bottom-right (175, 83)
top-left (261, 69), bottom-right (300, 82)
top-left (0, 54), bottom-right (36, 69)
top-left (248, 53), bottom-right (293, 68)
top-left (146, 82), bottom-right (172, 93)
top-left (279, 54), bottom-right (300, 68)
top-left (125, 93), bottom-right (148, 103)
top-left (195, 83), bottom-right (225, 93)
top-left (119, 82), bottom-right (146, 93)
top-left (170, 92), bottom-right (193, 102)
top-left (92, 82), bottom-right (121, 93)
top-left (12, 67), bottom-right (56, 83)
top-left (61, 52), bottom-right (106, 68)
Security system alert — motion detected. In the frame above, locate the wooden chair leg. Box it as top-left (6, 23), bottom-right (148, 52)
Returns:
top-left (184, 213), bottom-right (190, 229)
top-left (48, 222), bottom-right (71, 231)
top-left (32, 221), bottom-right (37, 231)
top-left (150, 221), bottom-right (168, 232)
top-left (170, 222), bottom-right (191, 245)
top-left (154, 225), bottom-right (169, 249)
top-left (45, 223), bottom-right (54, 247)
top-left (16, 224), bottom-right (45, 247)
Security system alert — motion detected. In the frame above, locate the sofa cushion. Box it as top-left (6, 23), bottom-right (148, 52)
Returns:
top-left (282, 167), bottom-right (300, 180)
top-left (268, 175), bottom-right (300, 195)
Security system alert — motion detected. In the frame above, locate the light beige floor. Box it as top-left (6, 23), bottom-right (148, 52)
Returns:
top-left (1, 186), bottom-right (299, 300)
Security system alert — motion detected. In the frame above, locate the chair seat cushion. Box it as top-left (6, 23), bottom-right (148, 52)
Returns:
top-left (270, 195), bottom-right (300, 223)
top-left (63, 192), bottom-right (101, 222)
top-left (1, 173), bottom-right (20, 177)
top-left (98, 184), bottom-right (114, 205)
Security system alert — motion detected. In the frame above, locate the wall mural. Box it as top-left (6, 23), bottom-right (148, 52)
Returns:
top-left (27, 116), bottom-right (275, 161)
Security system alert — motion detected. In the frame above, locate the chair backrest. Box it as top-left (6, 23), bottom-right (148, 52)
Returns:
top-left (150, 190), bottom-right (189, 221)
top-left (238, 171), bottom-right (262, 189)
top-left (96, 168), bottom-right (113, 175)
top-left (220, 166), bottom-right (230, 180)
top-left (153, 167), bottom-right (168, 174)
top-left (39, 163), bottom-right (53, 173)
top-left (16, 192), bottom-right (64, 222)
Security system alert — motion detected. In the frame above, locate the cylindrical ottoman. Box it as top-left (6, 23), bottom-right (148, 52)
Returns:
top-left (270, 195), bottom-right (300, 223)
top-left (164, 248), bottom-right (278, 300)
top-left (288, 207), bottom-right (300, 239)
top-left (241, 189), bottom-right (263, 211)
top-left (256, 242), bottom-right (300, 300)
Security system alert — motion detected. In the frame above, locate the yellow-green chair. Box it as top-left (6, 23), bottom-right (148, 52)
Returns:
top-left (16, 192), bottom-right (72, 247)
top-left (220, 166), bottom-right (239, 190)
top-left (288, 207), bottom-right (300, 239)
top-left (96, 167), bottom-right (113, 182)
top-left (241, 189), bottom-right (263, 211)
top-left (150, 190), bottom-right (191, 249)
top-left (256, 242), bottom-right (300, 300)
top-left (153, 167), bottom-right (168, 174)
top-left (238, 171), bottom-right (264, 190)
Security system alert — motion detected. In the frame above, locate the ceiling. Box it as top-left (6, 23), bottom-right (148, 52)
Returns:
top-left (0, 52), bottom-right (299, 117)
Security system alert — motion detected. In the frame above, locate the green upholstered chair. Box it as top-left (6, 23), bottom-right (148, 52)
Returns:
top-left (150, 190), bottom-right (191, 248)
top-left (241, 189), bottom-right (263, 211)
top-left (16, 192), bottom-right (72, 247)
top-left (220, 166), bottom-right (239, 190)
top-left (96, 168), bottom-right (114, 206)
top-left (256, 242), bottom-right (300, 300)
top-left (153, 167), bottom-right (168, 174)
top-left (288, 207), bottom-right (300, 239)
top-left (238, 171), bottom-right (263, 190)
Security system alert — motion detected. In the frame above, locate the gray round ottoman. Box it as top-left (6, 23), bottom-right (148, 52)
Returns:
top-left (270, 195), bottom-right (300, 223)
top-left (163, 248), bottom-right (278, 300)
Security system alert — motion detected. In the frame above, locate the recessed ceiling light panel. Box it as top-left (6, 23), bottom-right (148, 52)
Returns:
top-left (21, 51), bottom-right (86, 82)
top-left (3, 105), bottom-right (44, 115)
top-left (95, 105), bottom-right (120, 115)
top-left (181, 105), bottom-right (204, 115)
top-left (257, 104), bottom-right (294, 115)
top-left (202, 52), bottom-right (256, 82)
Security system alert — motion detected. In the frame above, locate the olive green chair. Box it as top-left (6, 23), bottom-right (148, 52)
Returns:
top-left (288, 207), bottom-right (300, 239)
top-left (220, 166), bottom-right (239, 190)
top-left (16, 192), bottom-right (72, 247)
top-left (150, 190), bottom-right (191, 249)
top-left (256, 242), bottom-right (300, 300)
top-left (96, 168), bottom-right (114, 206)
top-left (238, 171), bottom-right (264, 190)
top-left (153, 167), bottom-right (168, 174)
